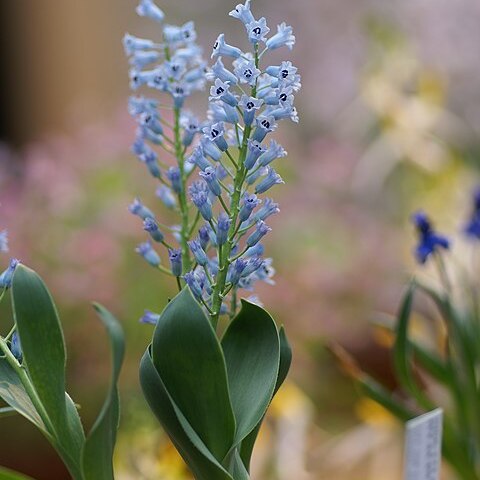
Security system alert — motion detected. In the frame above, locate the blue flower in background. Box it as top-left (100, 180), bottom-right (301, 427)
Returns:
top-left (412, 211), bottom-right (450, 264)
top-left (464, 187), bottom-right (480, 240)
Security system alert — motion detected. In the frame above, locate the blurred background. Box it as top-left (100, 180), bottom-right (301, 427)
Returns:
top-left (1, 0), bottom-right (480, 478)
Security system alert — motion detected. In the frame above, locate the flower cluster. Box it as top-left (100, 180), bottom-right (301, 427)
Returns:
top-left (125, 0), bottom-right (300, 325)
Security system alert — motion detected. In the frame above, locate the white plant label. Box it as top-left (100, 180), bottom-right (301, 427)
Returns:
top-left (404, 408), bottom-right (443, 480)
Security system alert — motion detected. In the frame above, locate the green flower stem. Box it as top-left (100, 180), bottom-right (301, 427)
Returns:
top-left (163, 135), bottom-right (176, 147)
top-left (157, 265), bottom-right (175, 276)
top-left (160, 117), bottom-right (175, 130)
top-left (161, 240), bottom-right (175, 250)
top-left (217, 161), bottom-right (234, 179)
top-left (187, 210), bottom-right (201, 237)
top-left (218, 179), bottom-right (232, 194)
top-left (159, 143), bottom-right (176, 156)
top-left (201, 265), bottom-right (213, 285)
top-left (163, 42), bottom-right (191, 276)
top-left (174, 106), bottom-right (192, 275)
top-left (225, 150), bottom-right (239, 169)
top-left (230, 246), bottom-right (249, 263)
top-left (234, 124), bottom-right (241, 146)
top-left (218, 195), bottom-right (231, 215)
top-left (208, 220), bottom-right (217, 235)
top-left (209, 46), bottom-right (260, 328)
top-left (210, 126), bottom-right (251, 329)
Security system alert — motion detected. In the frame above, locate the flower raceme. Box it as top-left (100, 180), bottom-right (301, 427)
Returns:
top-left (130, 4), bottom-right (295, 480)
top-left (124, 0), bottom-right (300, 325)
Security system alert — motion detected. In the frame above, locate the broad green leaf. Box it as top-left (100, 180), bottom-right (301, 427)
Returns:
top-left (221, 301), bottom-right (279, 446)
top-left (0, 358), bottom-right (46, 430)
top-left (239, 326), bottom-right (292, 471)
top-left (82, 304), bottom-right (125, 480)
top-left (11, 265), bottom-right (85, 478)
top-left (140, 348), bottom-right (233, 480)
top-left (11, 265), bottom-right (67, 429)
top-left (151, 288), bottom-right (235, 461)
top-left (0, 467), bottom-right (35, 480)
